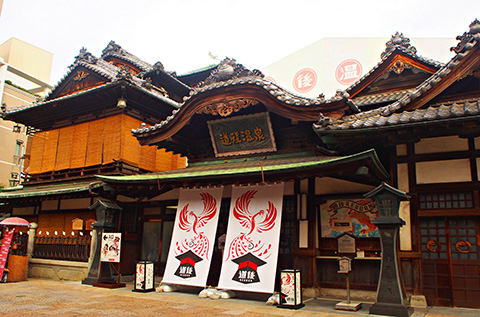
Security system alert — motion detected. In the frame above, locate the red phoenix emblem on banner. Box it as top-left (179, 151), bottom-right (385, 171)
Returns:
top-left (176, 192), bottom-right (217, 259)
top-left (226, 190), bottom-right (277, 260)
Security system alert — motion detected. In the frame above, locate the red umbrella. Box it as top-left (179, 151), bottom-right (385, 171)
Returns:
top-left (0, 217), bottom-right (30, 227)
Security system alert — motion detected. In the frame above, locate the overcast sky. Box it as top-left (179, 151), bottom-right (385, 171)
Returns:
top-left (1, 1), bottom-right (478, 85)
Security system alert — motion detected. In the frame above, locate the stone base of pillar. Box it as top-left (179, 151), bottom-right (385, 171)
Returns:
top-left (369, 302), bottom-right (413, 317)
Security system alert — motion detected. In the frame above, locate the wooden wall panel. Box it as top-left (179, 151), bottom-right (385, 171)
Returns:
top-left (55, 126), bottom-right (74, 171)
top-left (70, 122), bottom-right (89, 169)
top-left (85, 119), bottom-right (105, 166)
top-left (120, 115), bottom-right (141, 166)
top-left (102, 115), bottom-right (122, 164)
top-left (41, 130), bottom-right (59, 173)
top-left (29, 132), bottom-right (47, 174)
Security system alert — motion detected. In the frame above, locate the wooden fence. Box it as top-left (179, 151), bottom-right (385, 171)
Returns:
top-left (33, 235), bottom-right (91, 262)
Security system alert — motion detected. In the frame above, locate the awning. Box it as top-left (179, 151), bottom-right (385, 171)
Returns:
top-left (96, 149), bottom-right (389, 197)
top-left (0, 181), bottom-right (102, 200)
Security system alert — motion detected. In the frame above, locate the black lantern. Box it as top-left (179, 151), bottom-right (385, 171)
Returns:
top-left (365, 182), bottom-right (412, 317)
top-left (83, 200), bottom-right (122, 285)
top-left (89, 200), bottom-right (121, 229)
top-left (366, 182), bottom-right (409, 221)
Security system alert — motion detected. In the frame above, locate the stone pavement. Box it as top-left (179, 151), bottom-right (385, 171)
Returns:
top-left (0, 279), bottom-right (479, 316)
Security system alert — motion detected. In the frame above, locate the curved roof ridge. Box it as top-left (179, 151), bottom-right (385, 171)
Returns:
top-left (132, 76), bottom-right (350, 136)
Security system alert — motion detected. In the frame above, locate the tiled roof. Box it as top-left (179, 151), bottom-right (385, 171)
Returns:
top-left (352, 89), bottom-right (413, 107)
top-left (132, 76), bottom-right (350, 135)
top-left (101, 41), bottom-right (153, 72)
top-left (315, 99), bottom-right (480, 131)
top-left (4, 47), bottom-right (180, 115)
top-left (316, 19), bottom-right (480, 132)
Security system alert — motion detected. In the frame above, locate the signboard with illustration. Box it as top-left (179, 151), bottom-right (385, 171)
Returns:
top-left (100, 233), bottom-right (121, 262)
top-left (320, 199), bottom-right (379, 237)
top-left (208, 112), bottom-right (276, 157)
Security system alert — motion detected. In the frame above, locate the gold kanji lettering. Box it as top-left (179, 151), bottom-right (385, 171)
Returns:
top-left (220, 132), bottom-right (232, 146)
top-left (254, 127), bottom-right (265, 141)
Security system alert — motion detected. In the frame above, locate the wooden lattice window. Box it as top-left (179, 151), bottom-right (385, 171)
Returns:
top-left (420, 218), bottom-right (449, 259)
top-left (419, 192), bottom-right (473, 210)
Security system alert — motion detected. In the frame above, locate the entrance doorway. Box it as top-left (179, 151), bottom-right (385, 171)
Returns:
top-left (141, 219), bottom-right (174, 276)
top-left (420, 217), bottom-right (479, 307)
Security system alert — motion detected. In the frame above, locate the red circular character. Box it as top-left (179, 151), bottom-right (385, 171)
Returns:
top-left (264, 76), bottom-right (276, 84)
top-left (335, 59), bottom-right (362, 85)
top-left (293, 68), bottom-right (317, 93)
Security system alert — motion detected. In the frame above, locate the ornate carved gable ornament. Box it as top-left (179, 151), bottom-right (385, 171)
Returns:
top-left (451, 19), bottom-right (480, 54)
top-left (381, 32), bottom-right (417, 60)
top-left (197, 58), bottom-right (264, 88)
top-left (71, 47), bottom-right (98, 68)
top-left (197, 98), bottom-right (258, 117)
top-left (102, 40), bottom-right (126, 57)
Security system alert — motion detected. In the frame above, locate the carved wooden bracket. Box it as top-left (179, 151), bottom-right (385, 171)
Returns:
top-left (197, 98), bottom-right (258, 117)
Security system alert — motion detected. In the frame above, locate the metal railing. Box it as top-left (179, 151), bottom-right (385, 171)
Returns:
top-left (33, 235), bottom-right (91, 262)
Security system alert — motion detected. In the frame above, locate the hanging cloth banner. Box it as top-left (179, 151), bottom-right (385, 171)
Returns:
top-left (162, 187), bottom-right (224, 287)
top-left (218, 183), bottom-right (284, 293)
top-left (0, 228), bottom-right (15, 279)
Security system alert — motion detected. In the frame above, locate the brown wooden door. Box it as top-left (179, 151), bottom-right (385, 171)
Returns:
top-left (420, 217), bottom-right (480, 308)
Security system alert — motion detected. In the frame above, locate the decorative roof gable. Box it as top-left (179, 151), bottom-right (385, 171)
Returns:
top-left (314, 19), bottom-right (480, 135)
top-left (346, 33), bottom-right (443, 100)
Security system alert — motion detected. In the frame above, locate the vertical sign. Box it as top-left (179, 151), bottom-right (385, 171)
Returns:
top-left (162, 187), bottom-right (223, 287)
top-left (218, 183), bottom-right (284, 293)
top-left (100, 233), bottom-right (121, 262)
top-left (0, 228), bottom-right (15, 278)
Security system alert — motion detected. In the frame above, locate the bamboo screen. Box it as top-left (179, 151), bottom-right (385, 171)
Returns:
top-left (55, 126), bottom-right (74, 171)
top-left (102, 115), bottom-right (122, 164)
top-left (28, 114), bottom-right (186, 175)
top-left (70, 122), bottom-right (89, 169)
top-left (85, 118), bottom-right (105, 166)
top-left (120, 115), bottom-right (141, 166)
top-left (28, 132), bottom-right (47, 174)
top-left (41, 130), bottom-right (59, 173)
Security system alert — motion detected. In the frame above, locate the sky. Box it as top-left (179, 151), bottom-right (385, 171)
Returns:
top-left (0, 0), bottom-right (479, 86)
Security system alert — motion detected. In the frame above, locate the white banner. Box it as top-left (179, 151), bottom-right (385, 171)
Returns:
top-left (100, 233), bottom-right (121, 263)
top-left (218, 183), bottom-right (284, 293)
top-left (162, 187), bottom-right (223, 287)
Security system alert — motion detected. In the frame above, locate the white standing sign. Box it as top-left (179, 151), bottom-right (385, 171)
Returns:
top-left (218, 183), bottom-right (284, 293)
top-left (100, 233), bottom-right (121, 263)
top-left (162, 187), bottom-right (224, 287)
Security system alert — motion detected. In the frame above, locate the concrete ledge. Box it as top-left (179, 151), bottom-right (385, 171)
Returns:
top-left (28, 258), bottom-right (88, 281)
top-left (29, 258), bottom-right (88, 268)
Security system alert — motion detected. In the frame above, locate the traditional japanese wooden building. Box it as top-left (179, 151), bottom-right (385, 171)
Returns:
top-left (1, 19), bottom-right (479, 308)
top-left (95, 20), bottom-right (480, 308)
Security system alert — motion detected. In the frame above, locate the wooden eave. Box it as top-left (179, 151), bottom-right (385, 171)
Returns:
top-left (95, 149), bottom-right (389, 198)
top-left (4, 81), bottom-right (179, 130)
top-left (348, 50), bottom-right (440, 99)
top-left (135, 83), bottom-right (347, 147)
